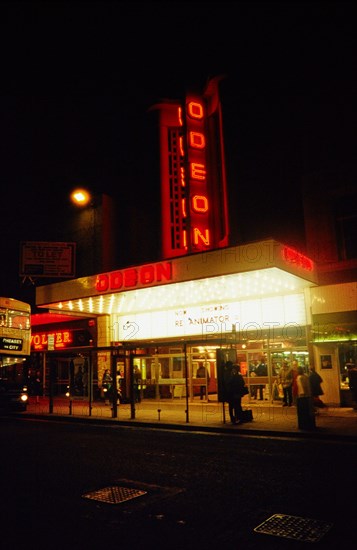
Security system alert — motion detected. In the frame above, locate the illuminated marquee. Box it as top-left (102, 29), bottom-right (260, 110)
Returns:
top-left (152, 76), bottom-right (229, 259)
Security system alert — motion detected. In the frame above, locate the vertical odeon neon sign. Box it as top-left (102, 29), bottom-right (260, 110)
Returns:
top-left (185, 99), bottom-right (210, 250)
top-left (153, 76), bottom-right (229, 259)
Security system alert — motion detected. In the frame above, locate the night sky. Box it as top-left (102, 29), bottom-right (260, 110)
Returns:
top-left (1, 2), bottom-right (356, 307)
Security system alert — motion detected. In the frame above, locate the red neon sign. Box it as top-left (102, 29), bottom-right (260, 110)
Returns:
top-left (31, 329), bottom-right (92, 350)
top-left (185, 98), bottom-right (211, 251)
top-left (154, 76), bottom-right (229, 258)
top-left (187, 101), bottom-right (204, 118)
top-left (96, 261), bottom-right (173, 292)
top-left (282, 246), bottom-right (313, 271)
top-left (31, 330), bottom-right (73, 350)
top-left (192, 195), bottom-right (209, 212)
top-left (189, 131), bottom-right (205, 149)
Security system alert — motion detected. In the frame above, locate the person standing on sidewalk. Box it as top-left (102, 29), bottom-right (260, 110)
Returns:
top-left (296, 366), bottom-right (315, 430)
top-left (225, 362), bottom-right (246, 425)
top-left (309, 366), bottom-right (326, 408)
top-left (278, 361), bottom-right (293, 407)
top-left (102, 368), bottom-right (113, 405)
top-left (196, 364), bottom-right (210, 400)
top-left (133, 366), bottom-right (142, 403)
top-left (33, 370), bottom-right (42, 403)
top-left (291, 360), bottom-right (299, 404)
top-left (348, 365), bottom-right (357, 410)
top-left (255, 357), bottom-right (267, 400)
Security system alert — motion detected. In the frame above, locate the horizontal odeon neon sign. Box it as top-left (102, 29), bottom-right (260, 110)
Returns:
top-left (96, 262), bottom-right (173, 292)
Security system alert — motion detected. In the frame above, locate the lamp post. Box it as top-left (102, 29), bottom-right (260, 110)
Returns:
top-left (69, 188), bottom-right (117, 277)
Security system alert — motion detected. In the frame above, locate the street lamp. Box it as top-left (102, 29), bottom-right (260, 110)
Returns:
top-left (70, 188), bottom-right (92, 208)
top-left (69, 188), bottom-right (117, 277)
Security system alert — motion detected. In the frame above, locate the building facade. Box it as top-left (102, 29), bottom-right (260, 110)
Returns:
top-left (303, 166), bottom-right (357, 407)
top-left (31, 239), bottom-right (328, 406)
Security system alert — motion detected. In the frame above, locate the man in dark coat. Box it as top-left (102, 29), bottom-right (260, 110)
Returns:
top-left (224, 362), bottom-right (245, 424)
top-left (255, 357), bottom-right (267, 400)
top-left (309, 366), bottom-right (326, 408)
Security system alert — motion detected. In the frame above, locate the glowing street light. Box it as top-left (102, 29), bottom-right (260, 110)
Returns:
top-left (68, 188), bottom-right (117, 276)
top-left (70, 188), bottom-right (92, 207)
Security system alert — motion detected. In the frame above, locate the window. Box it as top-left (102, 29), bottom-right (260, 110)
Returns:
top-left (334, 194), bottom-right (357, 260)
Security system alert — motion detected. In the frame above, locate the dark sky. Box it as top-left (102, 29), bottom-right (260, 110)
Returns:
top-left (1, 2), bottom-right (356, 305)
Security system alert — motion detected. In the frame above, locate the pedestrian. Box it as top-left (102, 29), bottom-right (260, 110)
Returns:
top-left (291, 360), bottom-right (299, 404)
top-left (255, 357), bottom-right (267, 400)
top-left (309, 366), bottom-right (326, 408)
top-left (248, 361), bottom-right (257, 399)
top-left (33, 370), bottom-right (42, 403)
top-left (133, 366), bottom-right (142, 403)
top-left (224, 362), bottom-right (247, 425)
top-left (278, 361), bottom-right (293, 406)
top-left (102, 368), bottom-right (113, 404)
top-left (348, 365), bottom-right (357, 410)
top-left (116, 369), bottom-right (124, 404)
top-left (74, 365), bottom-right (84, 396)
top-left (82, 366), bottom-right (89, 397)
top-left (196, 364), bottom-right (210, 400)
top-left (296, 366), bottom-right (316, 430)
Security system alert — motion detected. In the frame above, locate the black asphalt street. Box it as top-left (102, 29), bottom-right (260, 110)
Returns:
top-left (1, 415), bottom-right (356, 549)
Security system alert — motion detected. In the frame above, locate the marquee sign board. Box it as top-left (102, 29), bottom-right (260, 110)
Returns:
top-left (20, 241), bottom-right (76, 278)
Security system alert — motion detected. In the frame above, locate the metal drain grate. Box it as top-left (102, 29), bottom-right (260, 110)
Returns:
top-left (82, 485), bottom-right (147, 505)
top-left (254, 513), bottom-right (333, 543)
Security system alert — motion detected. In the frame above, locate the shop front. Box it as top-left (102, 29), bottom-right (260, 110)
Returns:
top-left (32, 240), bottom-right (322, 413)
top-left (29, 315), bottom-right (98, 401)
top-left (310, 285), bottom-right (357, 407)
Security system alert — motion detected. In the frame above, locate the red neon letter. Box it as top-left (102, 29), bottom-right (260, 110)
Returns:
top-left (192, 195), bottom-right (209, 212)
top-left (193, 228), bottom-right (210, 246)
top-left (96, 274), bottom-right (109, 292)
top-left (156, 262), bottom-right (172, 281)
top-left (182, 198), bottom-right (187, 217)
top-left (179, 136), bottom-right (185, 156)
top-left (140, 265), bottom-right (155, 284)
top-left (189, 131), bottom-right (205, 149)
top-left (110, 271), bottom-right (124, 290)
top-left (190, 162), bottom-right (206, 180)
top-left (124, 269), bottom-right (138, 288)
top-left (180, 166), bottom-right (186, 187)
top-left (182, 230), bottom-right (187, 248)
top-left (187, 101), bottom-right (204, 119)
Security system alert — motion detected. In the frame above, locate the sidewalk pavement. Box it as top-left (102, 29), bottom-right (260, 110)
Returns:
top-left (22, 396), bottom-right (357, 441)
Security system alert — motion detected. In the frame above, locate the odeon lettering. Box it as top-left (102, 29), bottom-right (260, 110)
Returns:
top-left (185, 98), bottom-right (211, 250)
top-left (96, 262), bottom-right (173, 292)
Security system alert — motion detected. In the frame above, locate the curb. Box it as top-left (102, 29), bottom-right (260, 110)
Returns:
top-left (16, 412), bottom-right (357, 442)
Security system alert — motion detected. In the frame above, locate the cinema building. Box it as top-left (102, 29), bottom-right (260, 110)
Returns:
top-left (30, 79), bottom-right (356, 412)
top-left (32, 238), bottom-right (336, 408)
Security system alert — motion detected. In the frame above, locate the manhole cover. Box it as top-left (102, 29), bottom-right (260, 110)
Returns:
top-left (254, 513), bottom-right (333, 542)
top-left (82, 485), bottom-right (147, 505)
